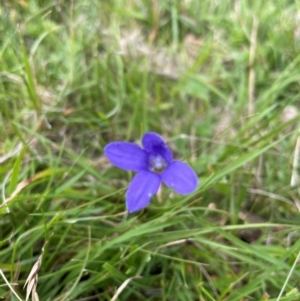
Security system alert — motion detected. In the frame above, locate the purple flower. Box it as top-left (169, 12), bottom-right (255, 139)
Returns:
top-left (104, 132), bottom-right (198, 213)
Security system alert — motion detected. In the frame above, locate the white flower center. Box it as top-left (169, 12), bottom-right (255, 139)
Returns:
top-left (149, 155), bottom-right (166, 173)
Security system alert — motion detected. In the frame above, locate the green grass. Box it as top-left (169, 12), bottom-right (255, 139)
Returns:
top-left (1, 0), bottom-right (300, 300)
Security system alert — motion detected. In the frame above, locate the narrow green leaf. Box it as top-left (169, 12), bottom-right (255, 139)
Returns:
top-left (54, 170), bottom-right (86, 194)
top-left (8, 145), bottom-right (27, 195)
top-left (19, 33), bottom-right (40, 114)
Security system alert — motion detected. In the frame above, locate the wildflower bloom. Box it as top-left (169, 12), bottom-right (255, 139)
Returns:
top-left (104, 132), bottom-right (198, 213)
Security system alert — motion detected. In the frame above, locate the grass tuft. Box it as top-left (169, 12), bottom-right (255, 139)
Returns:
top-left (1, 0), bottom-right (300, 300)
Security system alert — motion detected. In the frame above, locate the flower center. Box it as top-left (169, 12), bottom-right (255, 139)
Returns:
top-left (149, 154), bottom-right (167, 173)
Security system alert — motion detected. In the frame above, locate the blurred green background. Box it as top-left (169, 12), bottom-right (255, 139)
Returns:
top-left (1, 0), bottom-right (300, 300)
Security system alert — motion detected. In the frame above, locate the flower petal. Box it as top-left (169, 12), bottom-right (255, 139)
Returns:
top-left (142, 132), bottom-right (172, 163)
top-left (126, 170), bottom-right (161, 213)
top-left (104, 142), bottom-right (148, 171)
top-left (161, 161), bottom-right (198, 194)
